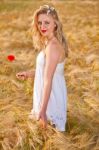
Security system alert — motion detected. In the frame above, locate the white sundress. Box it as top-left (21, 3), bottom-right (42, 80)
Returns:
top-left (30, 50), bottom-right (68, 131)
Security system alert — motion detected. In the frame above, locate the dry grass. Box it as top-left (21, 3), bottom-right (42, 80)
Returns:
top-left (0, 0), bottom-right (99, 149)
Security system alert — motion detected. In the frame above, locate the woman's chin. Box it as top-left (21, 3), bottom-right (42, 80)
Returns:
top-left (40, 31), bottom-right (48, 35)
top-left (41, 33), bottom-right (48, 37)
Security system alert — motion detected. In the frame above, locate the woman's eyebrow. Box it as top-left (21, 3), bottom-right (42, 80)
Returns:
top-left (38, 20), bottom-right (49, 22)
top-left (38, 20), bottom-right (49, 23)
top-left (38, 20), bottom-right (41, 22)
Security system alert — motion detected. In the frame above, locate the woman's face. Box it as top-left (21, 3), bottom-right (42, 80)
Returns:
top-left (37, 13), bottom-right (56, 38)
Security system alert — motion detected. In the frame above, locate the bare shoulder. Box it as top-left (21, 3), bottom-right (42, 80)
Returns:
top-left (45, 38), bottom-right (65, 62)
top-left (45, 39), bottom-right (61, 57)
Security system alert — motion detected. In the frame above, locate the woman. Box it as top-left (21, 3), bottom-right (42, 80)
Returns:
top-left (16, 5), bottom-right (68, 132)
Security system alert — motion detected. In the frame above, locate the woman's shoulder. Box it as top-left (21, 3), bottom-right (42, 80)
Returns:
top-left (44, 37), bottom-right (65, 62)
top-left (46, 38), bottom-right (61, 53)
top-left (45, 43), bottom-right (60, 59)
top-left (47, 39), bottom-right (65, 57)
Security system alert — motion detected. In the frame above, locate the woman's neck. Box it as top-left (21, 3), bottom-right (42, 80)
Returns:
top-left (45, 36), bottom-right (56, 46)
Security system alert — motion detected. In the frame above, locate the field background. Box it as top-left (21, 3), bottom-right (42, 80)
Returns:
top-left (0, 0), bottom-right (99, 149)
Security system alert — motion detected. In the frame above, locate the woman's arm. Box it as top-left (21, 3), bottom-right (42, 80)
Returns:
top-left (26, 69), bottom-right (35, 79)
top-left (40, 44), bottom-right (60, 112)
top-left (16, 69), bottom-right (35, 80)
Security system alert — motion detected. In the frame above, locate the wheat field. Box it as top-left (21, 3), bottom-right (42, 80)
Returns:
top-left (0, 0), bottom-right (99, 150)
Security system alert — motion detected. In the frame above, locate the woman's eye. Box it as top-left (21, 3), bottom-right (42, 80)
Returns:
top-left (45, 22), bottom-right (50, 25)
top-left (37, 21), bottom-right (50, 26)
top-left (38, 22), bottom-right (41, 25)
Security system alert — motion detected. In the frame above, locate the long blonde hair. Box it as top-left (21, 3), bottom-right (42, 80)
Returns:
top-left (31, 5), bottom-right (68, 57)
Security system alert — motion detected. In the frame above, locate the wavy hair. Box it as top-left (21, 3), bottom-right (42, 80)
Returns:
top-left (31, 5), bottom-right (68, 57)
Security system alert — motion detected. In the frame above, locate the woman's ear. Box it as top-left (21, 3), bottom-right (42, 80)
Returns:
top-left (54, 24), bottom-right (57, 30)
top-left (54, 24), bottom-right (56, 27)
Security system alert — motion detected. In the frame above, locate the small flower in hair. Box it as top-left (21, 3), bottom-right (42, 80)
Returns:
top-left (40, 5), bottom-right (55, 12)
top-left (50, 7), bottom-right (55, 11)
top-left (47, 7), bottom-right (55, 15)
top-left (47, 9), bottom-right (51, 15)
top-left (44, 5), bottom-right (50, 9)
top-left (40, 5), bottom-right (49, 9)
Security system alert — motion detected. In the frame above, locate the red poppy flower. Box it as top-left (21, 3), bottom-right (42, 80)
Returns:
top-left (7, 55), bottom-right (15, 61)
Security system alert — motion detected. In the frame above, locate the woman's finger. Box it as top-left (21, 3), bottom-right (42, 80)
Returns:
top-left (16, 73), bottom-right (22, 78)
top-left (39, 119), bottom-right (43, 128)
top-left (16, 72), bottom-right (27, 80)
top-left (39, 119), bottom-right (47, 129)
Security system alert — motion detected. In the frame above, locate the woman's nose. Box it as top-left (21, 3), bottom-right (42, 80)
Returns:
top-left (41, 23), bottom-right (46, 30)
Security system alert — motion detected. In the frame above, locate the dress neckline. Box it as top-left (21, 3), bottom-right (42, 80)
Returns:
top-left (40, 50), bottom-right (65, 65)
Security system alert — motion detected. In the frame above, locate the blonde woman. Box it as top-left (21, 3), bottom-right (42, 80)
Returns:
top-left (16, 5), bottom-right (68, 132)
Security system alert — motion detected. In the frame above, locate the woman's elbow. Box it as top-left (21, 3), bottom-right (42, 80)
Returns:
top-left (44, 76), bottom-right (53, 85)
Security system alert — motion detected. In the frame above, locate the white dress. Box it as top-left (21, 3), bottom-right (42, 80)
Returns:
top-left (30, 50), bottom-right (68, 131)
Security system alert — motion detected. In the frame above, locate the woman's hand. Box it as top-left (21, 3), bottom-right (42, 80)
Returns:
top-left (16, 71), bottom-right (28, 80)
top-left (16, 70), bottom-right (35, 80)
top-left (37, 110), bottom-right (48, 129)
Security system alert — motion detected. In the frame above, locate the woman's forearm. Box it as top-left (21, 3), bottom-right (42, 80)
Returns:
top-left (40, 79), bottom-right (52, 112)
top-left (27, 69), bottom-right (35, 78)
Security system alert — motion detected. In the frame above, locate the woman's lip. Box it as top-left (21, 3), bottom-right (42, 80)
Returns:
top-left (41, 30), bottom-right (47, 33)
